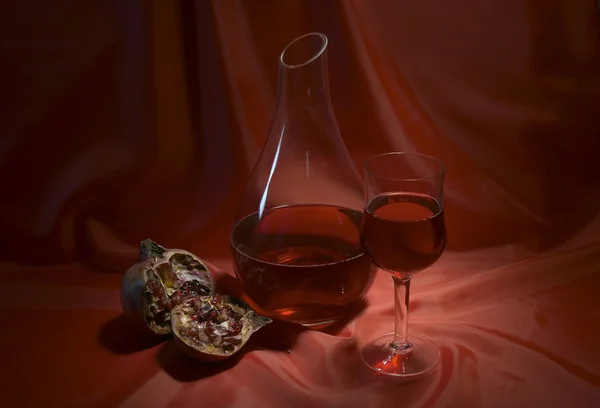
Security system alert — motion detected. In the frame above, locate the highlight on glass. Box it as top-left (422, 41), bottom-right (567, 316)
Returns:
top-left (360, 152), bottom-right (447, 377)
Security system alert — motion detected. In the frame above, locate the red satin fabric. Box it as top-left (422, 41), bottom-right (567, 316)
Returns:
top-left (1, 1), bottom-right (600, 406)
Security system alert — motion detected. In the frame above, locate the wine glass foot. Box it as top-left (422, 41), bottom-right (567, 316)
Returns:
top-left (361, 332), bottom-right (440, 377)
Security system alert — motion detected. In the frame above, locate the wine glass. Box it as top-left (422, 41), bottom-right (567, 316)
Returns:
top-left (360, 152), bottom-right (447, 377)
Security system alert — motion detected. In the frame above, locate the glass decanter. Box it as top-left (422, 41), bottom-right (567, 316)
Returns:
top-left (229, 33), bottom-right (376, 328)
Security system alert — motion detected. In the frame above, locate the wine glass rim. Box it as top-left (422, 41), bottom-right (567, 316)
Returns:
top-left (280, 32), bottom-right (328, 70)
top-left (364, 152), bottom-right (446, 181)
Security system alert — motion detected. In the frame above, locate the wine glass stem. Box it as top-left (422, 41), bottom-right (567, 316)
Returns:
top-left (392, 275), bottom-right (412, 352)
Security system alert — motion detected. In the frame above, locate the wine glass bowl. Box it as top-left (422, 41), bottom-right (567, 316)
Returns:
top-left (360, 152), bottom-right (447, 377)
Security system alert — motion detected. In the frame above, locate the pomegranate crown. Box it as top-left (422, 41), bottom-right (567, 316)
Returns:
top-left (139, 239), bottom-right (167, 262)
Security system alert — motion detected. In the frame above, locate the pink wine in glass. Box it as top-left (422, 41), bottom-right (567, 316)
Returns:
top-left (230, 204), bottom-right (375, 326)
top-left (361, 192), bottom-right (446, 274)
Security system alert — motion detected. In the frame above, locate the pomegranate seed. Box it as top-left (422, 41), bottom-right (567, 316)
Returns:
top-left (209, 310), bottom-right (219, 322)
top-left (187, 327), bottom-right (199, 340)
top-left (170, 290), bottom-right (186, 307)
top-left (228, 321), bottom-right (242, 336)
top-left (158, 296), bottom-right (170, 309)
top-left (204, 325), bottom-right (216, 339)
top-left (210, 294), bottom-right (222, 305)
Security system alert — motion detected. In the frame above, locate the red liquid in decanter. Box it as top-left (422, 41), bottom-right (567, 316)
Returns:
top-left (230, 204), bottom-right (375, 326)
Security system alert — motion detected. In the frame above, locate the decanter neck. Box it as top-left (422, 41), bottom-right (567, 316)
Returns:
top-left (278, 55), bottom-right (332, 111)
top-left (275, 33), bottom-right (334, 115)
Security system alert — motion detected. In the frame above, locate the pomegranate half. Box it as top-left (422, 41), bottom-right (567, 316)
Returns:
top-left (121, 239), bottom-right (214, 335)
top-left (171, 294), bottom-right (272, 361)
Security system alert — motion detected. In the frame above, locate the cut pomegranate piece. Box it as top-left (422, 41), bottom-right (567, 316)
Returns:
top-left (121, 239), bottom-right (215, 335)
top-left (227, 321), bottom-right (243, 336)
top-left (171, 295), bottom-right (271, 361)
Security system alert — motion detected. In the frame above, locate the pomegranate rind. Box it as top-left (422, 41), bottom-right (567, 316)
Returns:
top-left (171, 296), bottom-right (272, 361)
top-left (120, 239), bottom-right (215, 335)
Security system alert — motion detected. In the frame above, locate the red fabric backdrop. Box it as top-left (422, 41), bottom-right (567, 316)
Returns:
top-left (1, 0), bottom-right (599, 406)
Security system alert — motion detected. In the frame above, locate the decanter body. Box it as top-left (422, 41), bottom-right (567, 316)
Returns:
top-left (229, 33), bottom-right (376, 328)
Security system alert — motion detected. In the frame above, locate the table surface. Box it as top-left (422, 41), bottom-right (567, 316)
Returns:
top-left (2, 219), bottom-right (600, 407)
